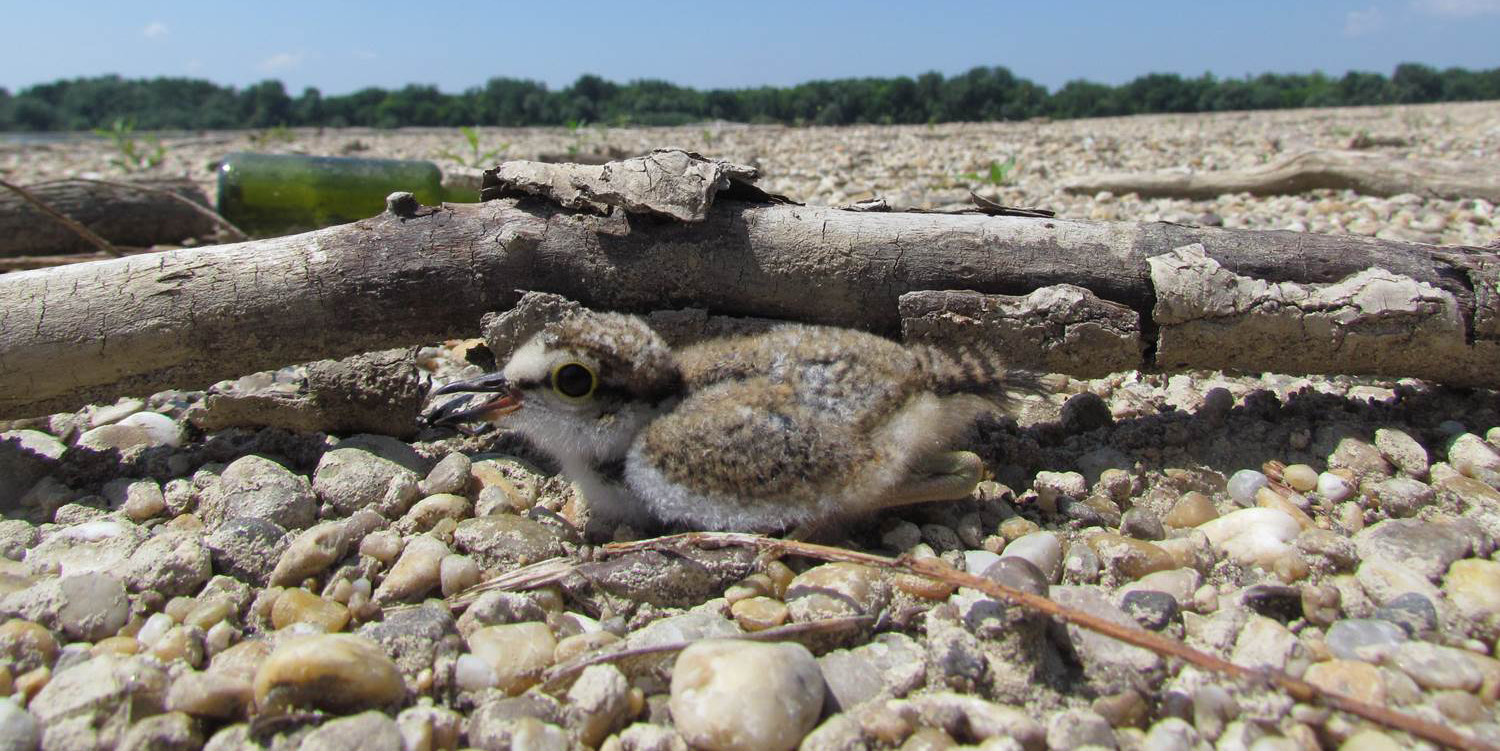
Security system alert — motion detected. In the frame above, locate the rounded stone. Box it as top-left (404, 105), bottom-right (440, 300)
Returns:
top-left (1164, 492), bottom-right (1218, 529)
top-left (1087, 533), bottom-right (1175, 580)
top-left (467, 622), bottom-right (557, 695)
top-left (670, 639), bottom-right (824, 751)
top-left (1121, 590), bottom-right (1180, 630)
top-left (0, 619), bottom-right (58, 673)
top-left (1445, 558), bottom-right (1500, 623)
top-left (1325, 618), bottom-right (1408, 661)
top-left (1196, 508), bottom-right (1301, 567)
top-left (785, 563), bottom-right (890, 622)
top-left (56, 573), bottom-right (130, 641)
top-left (729, 596), bottom-right (789, 632)
top-left (1000, 531), bottom-right (1062, 583)
top-left (1316, 472), bottom-right (1354, 502)
top-left (203, 455), bottom-right (317, 530)
top-left (374, 534), bottom-right (449, 604)
top-left (253, 633), bottom-right (403, 712)
top-left (1372, 592), bottom-right (1438, 636)
top-left (439, 554), bottom-right (482, 598)
top-left (1374, 428), bottom-right (1429, 479)
top-left (1281, 464), bottom-right (1319, 493)
top-left (270, 588), bottom-right (350, 632)
top-left (1303, 659), bottom-right (1386, 705)
top-left (313, 447), bottom-right (422, 517)
top-left (0, 697), bottom-right (39, 751)
top-left (1372, 477), bottom-right (1434, 518)
top-left (1227, 469), bottom-right (1269, 505)
top-left (1388, 641), bottom-right (1483, 691)
top-left (1120, 508), bottom-right (1166, 541)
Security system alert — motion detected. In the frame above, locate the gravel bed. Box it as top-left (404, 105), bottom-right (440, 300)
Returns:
top-left (1, 102), bottom-right (1500, 751)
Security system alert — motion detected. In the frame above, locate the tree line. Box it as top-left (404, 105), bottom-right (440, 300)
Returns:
top-left (1, 63), bottom-right (1496, 132)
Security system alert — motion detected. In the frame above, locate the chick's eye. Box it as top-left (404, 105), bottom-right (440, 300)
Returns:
top-left (552, 362), bottom-right (596, 399)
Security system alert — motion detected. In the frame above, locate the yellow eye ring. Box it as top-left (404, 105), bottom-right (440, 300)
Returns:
top-left (551, 361), bottom-right (597, 401)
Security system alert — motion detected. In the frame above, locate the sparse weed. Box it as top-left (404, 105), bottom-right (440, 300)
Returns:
top-left (248, 125), bottom-right (296, 149)
top-left (959, 156), bottom-right (1017, 186)
top-left (93, 118), bottom-right (165, 172)
top-left (435, 125), bottom-right (509, 168)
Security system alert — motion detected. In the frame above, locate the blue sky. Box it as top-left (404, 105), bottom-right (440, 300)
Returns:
top-left (2, 0), bottom-right (1497, 95)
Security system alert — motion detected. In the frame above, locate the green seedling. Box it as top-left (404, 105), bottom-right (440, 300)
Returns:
top-left (435, 125), bottom-right (508, 168)
top-left (248, 125), bottom-right (296, 149)
top-left (959, 156), bottom-right (1016, 186)
top-left (93, 118), bottom-right (165, 172)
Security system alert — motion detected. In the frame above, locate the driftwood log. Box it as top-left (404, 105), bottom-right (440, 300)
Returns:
top-left (0, 150), bottom-right (1496, 420)
top-left (0, 178), bottom-right (217, 256)
top-left (1063, 149), bottom-right (1500, 203)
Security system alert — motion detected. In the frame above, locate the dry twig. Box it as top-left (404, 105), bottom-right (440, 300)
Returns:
top-left (36, 177), bottom-right (248, 242)
top-left (604, 532), bottom-right (1500, 751)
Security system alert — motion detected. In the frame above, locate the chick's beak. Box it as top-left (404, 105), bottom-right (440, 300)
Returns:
top-left (426, 373), bottom-right (523, 426)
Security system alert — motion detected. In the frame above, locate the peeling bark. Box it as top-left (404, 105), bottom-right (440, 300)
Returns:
top-left (1063, 149), bottom-right (1500, 202)
top-left (0, 152), bottom-right (1496, 419)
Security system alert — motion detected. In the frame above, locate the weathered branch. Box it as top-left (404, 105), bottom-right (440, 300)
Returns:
top-left (0, 177), bottom-right (217, 256)
top-left (0, 152), bottom-right (1496, 420)
top-left (1063, 149), bottom-right (1500, 202)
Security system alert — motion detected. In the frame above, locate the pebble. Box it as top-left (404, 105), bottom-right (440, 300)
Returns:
top-left (1196, 508), bottom-right (1301, 568)
top-left (670, 639), bottom-right (824, 751)
top-left (729, 596), bottom-right (789, 631)
top-left (270, 588), bottom-right (350, 632)
top-left (313, 446), bottom-right (423, 517)
top-left (253, 633), bottom-right (403, 712)
top-left (1372, 592), bottom-right (1438, 636)
top-left (1450, 433), bottom-right (1500, 486)
top-left (420, 452), bottom-right (473, 497)
top-left (1316, 471), bottom-right (1355, 502)
top-left (201, 455), bottom-right (318, 530)
top-left (1227, 469), bottom-right (1269, 505)
top-left (1281, 464), bottom-right (1319, 493)
top-left (268, 511), bottom-right (380, 587)
top-left (0, 698), bottom-right (39, 751)
top-left (1300, 584), bottom-right (1342, 626)
top-left (299, 710), bottom-right (403, 751)
top-left (25, 519), bottom-right (145, 577)
top-left (165, 669), bottom-right (252, 719)
top-left (1087, 532), bottom-right (1176, 580)
top-left (1356, 557), bottom-right (1446, 609)
top-left (1352, 518), bottom-right (1469, 581)
top-left (1032, 470), bottom-right (1087, 510)
top-left (1163, 492), bottom-right (1218, 528)
top-left (439, 553), bottom-right (481, 597)
top-left (1389, 641), bottom-right (1483, 691)
top-left (1142, 717), bottom-right (1199, 751)
top-left (785, 563), bottom-right (891, 621)
top-left (1045, 708), bottom-right (1116, 750)
top-left (397, 494), bottom-right (472, 534)
top-left (1325, 618), bottom-right (1408, 661)
top-left (1000, 531), bottom-right (1062, 582)
top-left (564, 664), bottom-right (632, 747)
top-left (1371, 477), bottom-right (1435, 518)
top-left (1304, 658), bottom-right (1387, 704)
top-left (1121, 589), bottom-right (1179, 630)
top-left (204, 516), bottom-right (289, 586)
top-left (467, 622), bottom-right (557, 694)
top-left (1375, 428), bottom-right (1430, 478)
top-left (1119, 508), bottom-right (1165, 541)
top-left (1445, 558), bottom-right (1500, 623)
top-left (452, 514), bottom-right (566, 570)
top-left (1329, 437), bottom-right (1395, 482)
top-left (30, 655), bottom-right (168, 750)
top-left (121, 530), bottom-right (212, 597)
top-left (374, 534), bottom-right (449, 604)
top-left (0, 619), bottom-right (59, 673)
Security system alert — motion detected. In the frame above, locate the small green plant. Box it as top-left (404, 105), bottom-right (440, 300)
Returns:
top-left (564, 119), bottom-right (589, 157)
top-left (959, 156), bottom-right (1017, 186)
top-left (248, 124), bottom-right (296, 149)
top-left (434, 125), bottom-right (508, 167)
top-left (93, 118), bottom-right (165, 172)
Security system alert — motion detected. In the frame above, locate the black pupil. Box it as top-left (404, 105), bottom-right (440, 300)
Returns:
top-left (555, 364), bottom-right (593, 398)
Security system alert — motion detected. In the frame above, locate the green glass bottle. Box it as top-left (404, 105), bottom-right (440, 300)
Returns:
top-left (217, 152), bottom-right (467, 236)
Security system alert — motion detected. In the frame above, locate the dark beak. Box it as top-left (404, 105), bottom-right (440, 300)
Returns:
top-left (425, 373), bottom-right (523, 426)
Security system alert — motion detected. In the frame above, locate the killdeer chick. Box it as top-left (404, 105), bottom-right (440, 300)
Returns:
top-left (430, 309), bottom-right (1028, 534)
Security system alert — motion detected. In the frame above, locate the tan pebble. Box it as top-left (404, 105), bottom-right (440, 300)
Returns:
top-left (1339, 729), bottom-right (1406, 751)
top-left (891, 569), bottom-right (957, 600)
top-left (1255, 486), bottom-right (1314, 528)
top-left (14, 666), bottom-right (49, 702)
top-left (627, 686), bottom-right (646, 718)
top-left (122, 483), bottom-right (167, 522)
top-left (428, 517), bottom-right (459, 544)
top-left (0, 665), bottom-right (11, 697)
top-left (1164, 492), bottom-right (1218, 528)
top-left (152, 625), bottom-right (205, 667)
top-left (467, 622), bottom-right (557, 695)
top-left (1445, 559), bottom-right (1500, 622)
top-left (166, 668), bottom-right (252, 719)
top-left (730, 596), bottom-right (790, 632)
top-left (999, 516), bottom-right (1040, 540)
top-left (359, 529), bottom-right (405, 564)
top-left (164, 596), bottom-right (197, 623)
top-left (1272, 552), bottom-right (1310, 583)
top-left (1301, 583), bottom-right (1341, 626)
top-left (208, 638), bottom-right (273, 684)
top-left (184, 599), bottom-right (232, 631)
top-left (374, 534), bottom-right (449, 604)
top-left (271, 588), bottom-right (350, 632)
top-left (861, 708), bottom-right (915, 747)
top-left (91, 636), bottom-right (141, 657)
top-left (1086, 533), bottom-right (1175, 580)
top-left (1282, 464), bottom-right (1319, 493)
top-left (1153, 534), bottom-right (1212, 572)
top-left (399, 494), bottom-right (473, 534)
top-left (531, 587), bottom-right (565, 613)
top-left (254, 633), bottom-right (403, 712)
top-left (670, 639), bottom-right (823, 751)
top-left (1466, 652), bottom-right (1500, 703)
top-left (786, 563), bottom-right (891, 622)
top-left (1305, 659), bottom-right (1386, 705)
top-left (762, 561), bottom-right (796, 599)
top-left (115, 614), bottom-right (144, 639)
top-left (554, 631), bottom-right (621, 664)
top-left (439, 554), bottom-right (482, 598)
top-left (0, 619), bottom-right (59, 671)
top-left (165, 514), bottom-right (204, 532)
top-left (205, 621), bottom-right (236, 656)
top-left (1432, 689), bottom-right (1487, 723)
top-left (724, 574), bottom-right (774, 604)
top-left (249, 587), bottom-right (283, 624)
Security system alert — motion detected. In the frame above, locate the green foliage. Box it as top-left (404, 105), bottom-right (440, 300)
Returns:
top-left (959, 156), bottom-right (1017, 186)
top-left (434, 125), bottom-right (509, 167)
top-left (6, 63), bottom-right (1499, 133)
top-left (92, 118), bottom-right (165, 172)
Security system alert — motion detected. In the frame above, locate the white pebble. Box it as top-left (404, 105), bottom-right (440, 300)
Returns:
top-left (118, 411), bottom-right (184, 448)
top-left (1227, 470), bottom-right (1269, 505)
top-left (1196, 508), bottom-right (1301, 567)
top-left (1316, 472), bottom-right (1353, 502)
top-left (454, 653), bottom-right (498, 691)
top-left (136, 612), bottom-right (175, 648)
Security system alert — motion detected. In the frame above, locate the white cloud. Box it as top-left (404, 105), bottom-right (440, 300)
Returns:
top-left (143, 21), bottom-right (168, 39)
top-left (259, 52), bottom-right (305, 73)
top-left (1411, 0), bottom-right (1500, 16)
top-left (1344, 7), bottom-right (1385, 35)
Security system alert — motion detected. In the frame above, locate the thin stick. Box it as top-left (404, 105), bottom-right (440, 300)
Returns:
top-left (604, 532), bottom-right (1499, 751)
top-left (34, 177), bottom-right (249, 242)
top-left (0, 178), bottom-right (122, 257)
